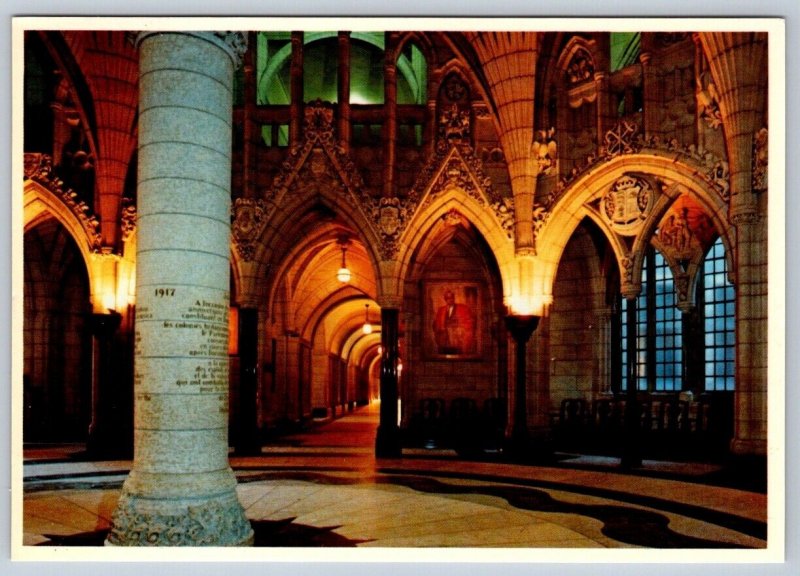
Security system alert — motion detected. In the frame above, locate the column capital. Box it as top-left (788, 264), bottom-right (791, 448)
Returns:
top-left (621, 284), bottom-right (642, 300)
top-left (504, 314), bottom-right (540, 344)
top-left (136, 31), bottom-right (248, 69)
top-left (376, 295), bottom-right (403, 309)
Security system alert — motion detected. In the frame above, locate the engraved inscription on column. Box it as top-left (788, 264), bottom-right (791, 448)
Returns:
top-left (135, 286), bottom-right (230, 396)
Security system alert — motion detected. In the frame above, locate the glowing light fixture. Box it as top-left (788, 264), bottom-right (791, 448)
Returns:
top-left (336, 236), bottom-right (351, 283)
top-left (102, 291), bottom-right (116, 313)
top-left (362, 304), bottom-right (373, 335)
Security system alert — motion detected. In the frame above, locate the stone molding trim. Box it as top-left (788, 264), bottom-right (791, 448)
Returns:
top-left (551, 124), bottom-right (732, 207)
top-left (23, 153), bottom-right (102, 251)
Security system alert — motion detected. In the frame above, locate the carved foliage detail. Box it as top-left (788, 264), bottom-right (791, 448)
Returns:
top-left (532, 128), bottom-right (558, 176)
top-left (106, 494), bottom-right (252, 546)
top-left (696, 72), bottom-right (723, 130)
top-left (120, 199), bottom-right (137, 242)
top-left (23, 153), bottom-right (102, 251)
top-left (553, 135), bottom-right (732, 208)
top-left (752, 127), bottom-right (768, 192)
top-left (410, 144), bottom-right (515, 240)
top-left (213, 32), bottom-right (249, 68)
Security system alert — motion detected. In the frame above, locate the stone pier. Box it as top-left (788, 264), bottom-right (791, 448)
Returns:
top-left (106, 31), bottom-right (252, 546)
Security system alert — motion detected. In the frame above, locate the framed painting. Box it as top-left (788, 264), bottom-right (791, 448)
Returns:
top-left (424, 282), bottom-right (481, 359)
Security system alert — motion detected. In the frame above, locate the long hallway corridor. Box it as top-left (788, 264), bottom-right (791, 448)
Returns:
top-left (21, 401), bottom-right (767, 552)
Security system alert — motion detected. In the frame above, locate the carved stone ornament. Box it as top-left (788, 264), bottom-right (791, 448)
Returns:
top-left (696, 73), bottom-right (723, 130)
top-left (232, 198), bottom-right (270, 261)
top-left (603, 120), bottom-right (639, 157)
top-left (366, 196), bottom-right (414, 258)
top-left (531, 203), bottom-right (550, 242)
top-left (268, 100), bottom-right (364, 206)
top-left (120, 199), bottom-right (137, 242)
top-left (23, 153), bottom-right (102, 251)
top-left (106, 493), bottom-right (253, 546)
top-left (675, 273), bottom-right (690, 305)
top-left (620, 254), bottom-right (640, 297)
top-left (532, 127), bottom-right (558, 176)
top-left (409, 143), bottom-right (515, 240)
top-left (602, 174), bottom-right (654, 235)
top-left (437, 103), bottom-right (471, 147)
top-left (304, 99), bottom-right (336, 144)
top-left (212, 32), bottom-right (249, 69)
top-left (444, 75), bottom-right (469, 102)
top-left (657, 207), bottom-right (696, 260)
top-left (442, 208), bottom-right (466, 227)
top-left (567, 48), bottom-right (595, 85)
top-left (752, 127), bottom-right (768, 192)
top-left (554, 135), bottom-right (732, 208)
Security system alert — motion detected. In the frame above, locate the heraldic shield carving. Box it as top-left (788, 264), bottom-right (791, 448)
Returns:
top-left (601, 174), bottom-right (654, 235)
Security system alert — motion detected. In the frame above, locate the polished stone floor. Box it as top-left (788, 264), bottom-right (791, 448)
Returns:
top-left (19, 403), bottom-right (770, 554)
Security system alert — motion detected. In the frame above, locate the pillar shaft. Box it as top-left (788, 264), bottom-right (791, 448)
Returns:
top-left (731, 215), bottom-right (768, 455)
top-left (236, 307), bottom-right (261, 455)
top-left (337, 32), bottom-right (352, 151)
top-left (383, 58), bottom-right (398, 198)
top-left (289, 32), bottom-right (304, 144)
top-left (504, 315), bottom-right (539, 456)
top-left (108, 31), bottom-right (252, 547)
top-left (376, 308), bottom-right (401, 457)
top-left (621, 295), bottom-right (642, 468)
top-left (86, 311), bottom-right (125, 457)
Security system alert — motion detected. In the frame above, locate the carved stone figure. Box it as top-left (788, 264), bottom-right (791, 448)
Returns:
top-left (532, 128), bottom-right (558, 175)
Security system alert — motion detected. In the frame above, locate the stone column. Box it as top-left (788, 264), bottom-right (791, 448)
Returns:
top-left (337, 32), bottom-right (352, 151)
top-left (594, 307), bottom-right (613, 394)
top-left (107, 31), bottom-right (252, 547)
top-left (289, 32), bottom-right (304, 144)
top-left (639, 53), bottom-right (655, 137)
top-left (731, 212), bottom-right (767, 455)
top-left (504, 314), bottom-right (540, 459)
top-left (383, 51), bottom-right (398, 198)
top-left (86, 310), bottom-right (123, 458)
top-left (594, 71), bottom-right (612, 148)
top-left (375, 308), bottom-right (401, 457)
top-left (242, 32), bottom-right (256, 200)
top-left (235, 307), bottom-right (261, 455)
top-left (621, 294), bottom-right (642, 468)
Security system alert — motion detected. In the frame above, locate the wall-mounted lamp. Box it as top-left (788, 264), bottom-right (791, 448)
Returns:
top-left (336, 236), bottom-right (352, 283)
top-left (362, 303), bottom-right (373, 335)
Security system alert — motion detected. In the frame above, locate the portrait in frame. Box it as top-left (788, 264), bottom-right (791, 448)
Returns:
top-left (425, 282), bottom-right (481, 359)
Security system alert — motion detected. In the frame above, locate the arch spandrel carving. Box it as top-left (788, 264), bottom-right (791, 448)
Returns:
top-left (538, 151), bottom-right (735, 305)
top-left (23, 153), bottom-right (102, 252)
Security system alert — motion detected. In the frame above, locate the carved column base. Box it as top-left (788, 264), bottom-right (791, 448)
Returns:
top-left (106, 487), bottom-right (253, 547)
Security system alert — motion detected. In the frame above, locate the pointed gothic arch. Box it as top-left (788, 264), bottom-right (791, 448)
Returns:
top-left (539, 152), bottom-right (734, 300)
